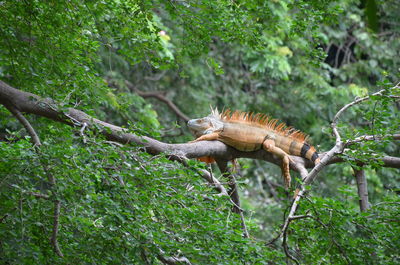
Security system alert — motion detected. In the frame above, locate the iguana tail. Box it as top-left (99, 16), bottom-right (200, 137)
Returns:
top-left (275, 135), bottom-right (320, 164)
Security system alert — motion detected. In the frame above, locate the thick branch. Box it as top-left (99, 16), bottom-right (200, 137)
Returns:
top-left (1, 80), bottom-right (399, 179)
top-left (1, 80), bottom-right (400, 173)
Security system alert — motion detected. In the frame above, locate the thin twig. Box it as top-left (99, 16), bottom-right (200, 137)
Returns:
top-left (180, 159), bottom-right (228, 196)
top-left (216, 159), bottom-right (249, 238)
top-left (0, 214), bottom-right (9, 223)
top-left (125, 80), bottom-right (190, 122)
top-left (26, 192), bottom-right (50, 200)
top-left (282, 214), bottom-right (314, 264)
top-left (79, 122), bottom-right (88, 143)
top-left (306, 207), bottom-right (351, 264)
top-left (51, 200), bottom-right (63, 257)
top-left (304, 87), bottom-right (398, 186)
top-left (345, 134), bottom-right (400, 146)
top-left (157, 248), bottom-right (192, 265)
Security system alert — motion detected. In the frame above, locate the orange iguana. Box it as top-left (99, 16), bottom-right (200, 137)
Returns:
top-left (187, 108), bottom-right (320, 188)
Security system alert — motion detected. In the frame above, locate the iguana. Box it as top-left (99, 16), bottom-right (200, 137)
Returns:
top-left (187, 108), bottom-right (320, 188)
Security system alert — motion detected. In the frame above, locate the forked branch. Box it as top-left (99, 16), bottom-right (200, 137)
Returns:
top-left (273, 83), bottom-right (399, 261)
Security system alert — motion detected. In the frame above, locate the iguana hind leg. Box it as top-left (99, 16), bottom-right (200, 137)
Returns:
top-left (262, 139), bottom-right (292, 189)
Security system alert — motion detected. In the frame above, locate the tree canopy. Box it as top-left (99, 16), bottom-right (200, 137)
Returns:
top-left (0, 0), bottom-right (399, 264)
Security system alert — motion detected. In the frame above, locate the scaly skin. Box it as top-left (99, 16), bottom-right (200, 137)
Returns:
top-left (187, 109), bottom-right (320, 188)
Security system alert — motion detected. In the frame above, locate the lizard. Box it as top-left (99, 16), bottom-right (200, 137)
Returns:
top-left (187, 108), bottom-right (320, 188)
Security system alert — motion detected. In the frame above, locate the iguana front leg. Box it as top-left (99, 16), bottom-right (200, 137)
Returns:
top-left (189, 132), bottom-right (220, 163)
top-left (263, 139), bottom-right (292, 189)
top-left (190, 132), bottom-right (220, 142)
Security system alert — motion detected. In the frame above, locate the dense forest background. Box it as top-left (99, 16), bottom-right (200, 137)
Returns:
top-left (0, 0), bottom-right (399, 264)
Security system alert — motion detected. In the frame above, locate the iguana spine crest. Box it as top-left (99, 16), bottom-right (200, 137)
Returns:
top-left (213, 109), bottom-right (309, 143)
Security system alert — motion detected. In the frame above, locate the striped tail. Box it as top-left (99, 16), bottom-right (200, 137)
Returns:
top-left (300, 142), bottom-right (320, 164)
top-left (275, 135), bottom-right (320, 164)
top-left (281, 136), bottom-right (320, 164)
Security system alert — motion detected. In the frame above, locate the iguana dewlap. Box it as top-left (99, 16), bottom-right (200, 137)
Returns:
top-left (187, 109), bottom-right (320, 188)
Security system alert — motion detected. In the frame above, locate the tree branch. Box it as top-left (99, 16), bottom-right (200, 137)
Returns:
top-left (124, 80), bottom-right (190, 122)
top-left (1, 80), bottom-right (399, 175)
top-left (271, 83), bottom-right (400, 252)
top-left (51, 200), bottom-right (63, 257)
top-left (353, 166), bottom-right (370, 212)
top-left (216, 159), bottom-right (249, 238)
top-left (3, 103), bottom-right (41, 146)
top-left (157, 248), bottom-right (192, 265)
top-left (304, 85), bottom-right (399, 186)
top-left (0, 80), bottom-right (314, 181)
top-left (199, 168), bottom-right (229, 196)
top-left (216, 160), bottom-right (241, 213)
top-left (345, 134), bottom-right (400, 145)
top-left (26, 192), bottom-right (50, 200)
top-left (179, 159), bottom-right (228, 196)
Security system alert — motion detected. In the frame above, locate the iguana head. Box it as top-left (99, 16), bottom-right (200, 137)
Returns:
top-left (187, 109), bottom-right (224, 137)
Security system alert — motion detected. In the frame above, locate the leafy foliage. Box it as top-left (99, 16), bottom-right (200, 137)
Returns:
top-left (0, 134), bottom-right (283, 263)
top-left (290, 192), bottom-right (400, 264)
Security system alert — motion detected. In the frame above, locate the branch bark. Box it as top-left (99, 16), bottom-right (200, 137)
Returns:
top-left (353, 166), bottom-right (370, 212)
